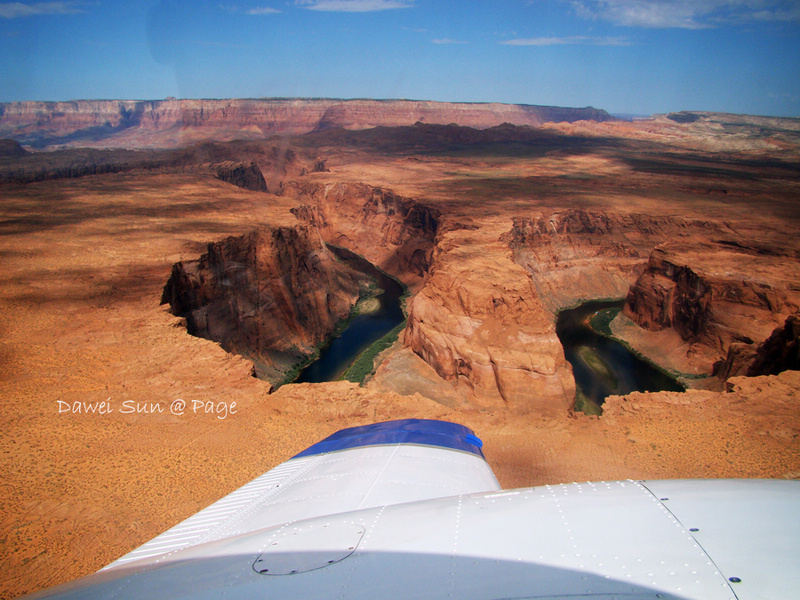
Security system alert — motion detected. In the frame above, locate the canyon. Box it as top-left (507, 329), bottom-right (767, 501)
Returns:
top-left (1, 101), bottom-right (799, 598)
top-left (158, 168), bottom-right (800, 412)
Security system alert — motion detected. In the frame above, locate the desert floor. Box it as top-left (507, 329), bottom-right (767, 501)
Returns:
top-left (1, 138), bottom-right (799, 599)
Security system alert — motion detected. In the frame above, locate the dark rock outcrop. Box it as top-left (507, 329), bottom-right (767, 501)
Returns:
top-left (161, 225), bottom-right (372, 384)
top-left (0, 138), bottom-right (28, 158)
top-left (624, 242), bottom-right (800, 360)
top-left (213, 161), bottom-right (267, 192)
top-left (667, 112), bottom-right (701, 124)
top-left (714, 315), bottom-right (800, 379)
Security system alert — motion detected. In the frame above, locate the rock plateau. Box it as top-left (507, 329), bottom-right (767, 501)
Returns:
top-left (0, 98), bottom-right (614, 149)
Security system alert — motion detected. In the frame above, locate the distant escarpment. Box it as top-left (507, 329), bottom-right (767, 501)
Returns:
top-left (504, 210), bottom-right (730, 312)
top-left (287, 181), bottom-right (441, 290)
top-left (161, 225), bottom-right (372, 385)
top-left (0, 98), bottom-right (614, 149)
top-left (0, 140), bottom-right (315, 187)
top-left (624, 242), bottom-right (800, 375)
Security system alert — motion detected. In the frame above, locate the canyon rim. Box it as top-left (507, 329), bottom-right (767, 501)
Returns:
top-left (1, 99), bottom-right (799, 598)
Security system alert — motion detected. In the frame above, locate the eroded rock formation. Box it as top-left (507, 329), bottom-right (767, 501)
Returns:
top-left (213, 161), bottom-right (267, 192)
top-left (283, 182), bottom-right (576, 413)
top-left (403, 226), bottom-right (576, 414)
top-left (287, 181), bottom-right (441, 290)
top-left (624, 242), bottom-right (800, 367)
top-left (161, 225), bottom-right (372, 384)
top-left (714, 316), bottom-right (800, 379)
top-left (504, 210), bottom-right (729, 312)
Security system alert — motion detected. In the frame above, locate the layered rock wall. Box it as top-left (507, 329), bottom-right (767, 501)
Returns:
top-left (161, 225), bottom-right (371, 384)
top-left (0, 98), bottom-right (614, 148)
top-left (625, 242), bottom-right (800, 364)
top-left (505, 210), bottom-right (728, 312)
top-left (287, 182), bottom-right (440, 290)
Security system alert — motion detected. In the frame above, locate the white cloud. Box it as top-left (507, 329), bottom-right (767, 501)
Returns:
top-left (432, 38), bottom-right (469, 44)
top-left (568, 0), bottom-right (800, 29)
top-left (295, 0), bottom-right (414, 12)
top-left (247, 6), bottom-right (280, 14)
top-left (0, 1), bottom-right (84, 18)
top-left (502, 35), bottom-right (630, 45)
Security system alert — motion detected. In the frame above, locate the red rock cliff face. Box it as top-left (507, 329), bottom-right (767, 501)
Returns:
top-left (505, 210), bottom-right (730, 312)
top-left (286, 181), bottom-right (440, 290)
top-left (714, 315), bottom-right (800, 379)
top-left (0, 98), bottom-right (614, 148)
top-left (403, 242), bottom-right (576, 414)
top-left (397, 218), bottom-right (578, 414)
top-left (161, 225), bottom-right (371, 384)
top-left (624, 242), bottom-right (800, 362)
top-left (284, 183), bottom-right (577, 413)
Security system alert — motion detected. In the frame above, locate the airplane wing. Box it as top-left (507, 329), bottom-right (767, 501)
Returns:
top-left (21, 418), bottom-right (800, 600)
top-left (102, 418), bottom-right (500, 570)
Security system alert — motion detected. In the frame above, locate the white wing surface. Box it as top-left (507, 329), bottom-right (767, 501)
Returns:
top-left (103, 419), bottom-right (500, 570)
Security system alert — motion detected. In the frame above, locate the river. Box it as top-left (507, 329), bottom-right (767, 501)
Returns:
top-left (296, 262), bottom-right (682, 410)
top-left (556, 300), bottom-right (684, 413)
top-left (294, 246), bottom-right (406, 383)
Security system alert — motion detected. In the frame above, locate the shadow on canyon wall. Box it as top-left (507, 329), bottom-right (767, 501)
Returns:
top-left (5, 113), bottom-right (798, 413)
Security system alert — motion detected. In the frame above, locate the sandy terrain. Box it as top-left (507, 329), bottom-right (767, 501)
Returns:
top-left (2, 118), bottom-right (799, 598)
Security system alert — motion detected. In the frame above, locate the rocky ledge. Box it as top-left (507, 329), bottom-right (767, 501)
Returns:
top-left (161, 225), bottom-right (372, 385)
top-left (624, 241), bottom-right (800, 375)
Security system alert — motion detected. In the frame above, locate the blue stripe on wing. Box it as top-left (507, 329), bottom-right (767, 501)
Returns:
top-left (293, 419), bottom-right (485, 459)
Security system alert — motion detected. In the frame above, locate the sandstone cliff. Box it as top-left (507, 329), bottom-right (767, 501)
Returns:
top-left (714, 315), bottom-right (800, 379)
top-left (504, 210), bottom-right (730, 312)
top-left (624, 242), bottom-right (800, 369)
top-left (287, 181), bottom-right (441, 290)
top-left (402, 226), bottom-right (577, 414)
top-left (0, 98), bottom-right (614, 149)
top-left (161, 225), bottom-right (372, 384)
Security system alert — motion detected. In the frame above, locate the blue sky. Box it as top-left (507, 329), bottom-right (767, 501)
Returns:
top-left (2, 0), bottom-right (799, 116)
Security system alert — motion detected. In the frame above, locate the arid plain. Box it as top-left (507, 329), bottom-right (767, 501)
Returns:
top-left (1, 101), bottom-right (799, 598)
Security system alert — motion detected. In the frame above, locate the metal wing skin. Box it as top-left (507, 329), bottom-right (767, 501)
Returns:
top-left (20, 419), bottom-right (800, 600)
